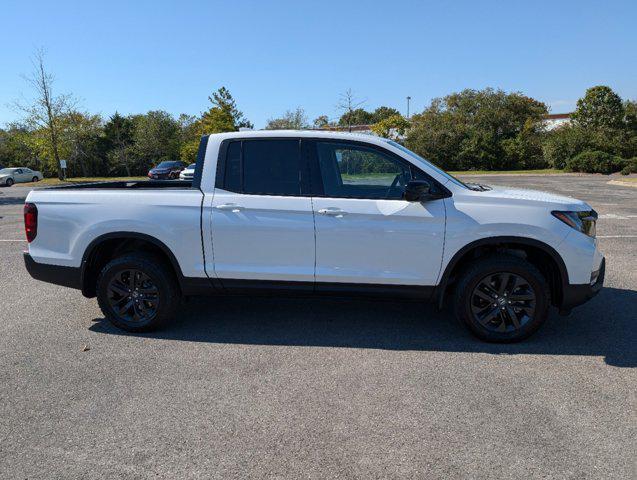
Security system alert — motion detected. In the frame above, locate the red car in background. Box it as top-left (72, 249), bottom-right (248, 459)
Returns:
top-left (147, 161), bottom-right (186, 180)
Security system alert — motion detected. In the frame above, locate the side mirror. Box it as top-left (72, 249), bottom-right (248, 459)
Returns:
top-left (403, 180), bottom-right (431, 201)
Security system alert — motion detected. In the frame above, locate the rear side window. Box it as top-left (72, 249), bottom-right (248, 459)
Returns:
top-left (221, 139), bottom-right (301, 196)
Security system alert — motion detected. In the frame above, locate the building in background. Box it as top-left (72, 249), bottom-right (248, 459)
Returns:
top-left (543, 113), bottom-right (572, 130)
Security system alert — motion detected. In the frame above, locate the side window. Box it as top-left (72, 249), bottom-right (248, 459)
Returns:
top-left (315, 142), bottom-right (412, 199)
top-left (222, 139), bottom-right (301, 196)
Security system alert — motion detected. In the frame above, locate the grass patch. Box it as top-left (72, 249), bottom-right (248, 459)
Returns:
top-left (450, 168), bottom-right (564, 176)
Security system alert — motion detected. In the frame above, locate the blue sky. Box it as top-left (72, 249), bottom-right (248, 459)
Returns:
top-left (1, 0), bottom-right (636, 128)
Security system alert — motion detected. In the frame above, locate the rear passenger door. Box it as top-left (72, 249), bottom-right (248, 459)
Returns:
top-left (210, 138), bottom-right (315, 285)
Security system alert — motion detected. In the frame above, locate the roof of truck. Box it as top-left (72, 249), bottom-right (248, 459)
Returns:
top-left (207, 129), bottom-right (391, 145)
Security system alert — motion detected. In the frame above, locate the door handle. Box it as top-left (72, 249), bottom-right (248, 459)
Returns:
top-left (318, 208), bottom-right (347, 216)
top-left (215, 203), bottom-right (245, 212)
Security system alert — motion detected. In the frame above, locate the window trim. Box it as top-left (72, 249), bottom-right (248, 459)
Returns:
top-left (306, 139), bottom-right (450, 200)
top-left (215, 137), bottom-right (308, 197)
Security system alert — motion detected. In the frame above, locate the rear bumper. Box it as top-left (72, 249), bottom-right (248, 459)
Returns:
top-left (559, 257), bottom-right (605, 314)
top-left (23, 252), bottom-right (82, 290)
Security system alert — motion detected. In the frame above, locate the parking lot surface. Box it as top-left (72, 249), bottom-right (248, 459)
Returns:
top-left (1, 175), bottom-right (635, 479)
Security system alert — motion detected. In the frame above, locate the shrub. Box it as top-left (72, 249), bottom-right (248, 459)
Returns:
top-left (566, 150), bottom-right (626, 174)
top-left (621, 158), bottom-right (637, 175)
top-left (542, 125), bottom-right (590, 169)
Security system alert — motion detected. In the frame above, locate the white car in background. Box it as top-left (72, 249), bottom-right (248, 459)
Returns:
top-left (0, 167), bottom-right (43, 186)
top-left (179, 163), bottom-right (196, 180)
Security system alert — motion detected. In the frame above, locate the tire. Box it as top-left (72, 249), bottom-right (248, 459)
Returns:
top-left (96, 253), bottom-right (180, 332)
top-left (453, 254), bottom-right (550, 343)
top-left (5, 178), bottom-right (14, 187)
top-left (32, 176), bottom-right (39, 182)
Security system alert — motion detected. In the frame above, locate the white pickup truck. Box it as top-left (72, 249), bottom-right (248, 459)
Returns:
top-left (23, 131), bottom-right (605, 342)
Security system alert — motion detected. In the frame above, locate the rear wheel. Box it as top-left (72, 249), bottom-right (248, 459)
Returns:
top-left (453, 255), bottom-right (550, 342)
top-left (32, 176), bottom-right (39, 182)
top-left (5, 178), bottom-right (14, 187)
top-left (96, 253), bottom-right (180, 332)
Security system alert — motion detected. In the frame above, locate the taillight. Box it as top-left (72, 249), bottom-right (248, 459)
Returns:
top-left (24, 203), bottom-right (38, 243)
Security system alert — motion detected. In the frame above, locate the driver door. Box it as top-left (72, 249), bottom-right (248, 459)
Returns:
top-left (310, 140), bottom-right (446, 286)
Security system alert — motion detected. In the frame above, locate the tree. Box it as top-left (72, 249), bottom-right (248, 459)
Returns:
top-left (371, 106), bottom-right (401, 123)
top-left (265, 107), bottom-right (308, 130)
top-left (405, 88), bottom-right (548, 170)
top-left (104, 112), bottom-right (135, 175)
top-left (571, 86), bottom-right (624, 130)
top-left (338, 108), bottom-right (375, 127)
top-left (130, 111), bottom-right (181, 173)
top-left (336, 88), bottom-right (366, 131)
top-left (313, 115), bottom-right (330, 128)
top-left (15, 50), bottom-right (75, 179)
top-left (60, 111), bottom-right (104, 177)
top-left (371, 114), bottom-right (410, 141)
top-left (209, 87), bottom-right (253, 129)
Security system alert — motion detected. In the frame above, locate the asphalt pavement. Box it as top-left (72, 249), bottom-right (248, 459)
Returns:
top-left (0, 175), bottom-right (635, 479)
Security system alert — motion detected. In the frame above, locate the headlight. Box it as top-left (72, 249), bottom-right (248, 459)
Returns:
top-left (552, 210), bottom-right (597, 238)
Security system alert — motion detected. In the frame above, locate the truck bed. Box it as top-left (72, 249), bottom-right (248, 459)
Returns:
top-left (41, 179), bottom-right (194, 190)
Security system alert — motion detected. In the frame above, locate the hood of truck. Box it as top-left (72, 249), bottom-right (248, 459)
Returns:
top-left (470, 185), bottom-right (590, 210)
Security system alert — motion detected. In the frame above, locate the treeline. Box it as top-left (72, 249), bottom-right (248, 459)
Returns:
top-left (405, 86), bottom-right (636, 174)
top-left (260, 86), bottom-right (637, 175)
top-left (1, 54), bottom-right (636, 177)
top-left (0, 85), bottom-right (251, 178)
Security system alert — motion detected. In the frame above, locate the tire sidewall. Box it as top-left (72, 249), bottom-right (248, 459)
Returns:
top-left (6, 178), bottom-right (14, 186)
top-left (97, 255), bottom-right (178, 332)
top-left (456, 258), bottom-right (549, 342)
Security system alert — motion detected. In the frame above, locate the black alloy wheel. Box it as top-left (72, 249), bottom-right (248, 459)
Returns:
top-left (470, 272), bottom-right (536, 333)
top-left (453, 254), bottom-right (549, 342)
top-left (106, 269), bottom-right (160, 323)
top-left (96, 253), bottom-right (180, 332)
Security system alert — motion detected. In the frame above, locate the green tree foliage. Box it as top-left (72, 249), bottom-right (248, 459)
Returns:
top-left (130, 111), bottom-right (181, 171)
top-left (565, 150), bottom-right (626, 174)
top-left (337, 106), bottom-right (401, 127)
top-left (371, 106), bottom-right (401, 123)
top-left (545, 86), bottom-right (636, 172)
top-left (265, 107), bottom-right (308, 130)
top-left (210, 86), bottom-right (253, 129)
top-left (338, 108), bottom-right (375, 127)
top-left (405, 88), bottom-right (548, 170)
top-left (313, 115), bottom-right (330, 128)
top-left (104, 112), bottom-right (135, 175)
top-left (59, 111), bottom-right (104, 177)
top-left (0, 124), bottom-right (40, 169)
top-left (571, 86), bottom-right (624, 130)
top-left (179, 87), bottom-right (250, 163)
top-left (371, 114), bottom-right (410, 140)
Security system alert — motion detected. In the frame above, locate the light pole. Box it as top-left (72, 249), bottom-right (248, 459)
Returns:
top-left (406, 96), bottom-right (411, 119)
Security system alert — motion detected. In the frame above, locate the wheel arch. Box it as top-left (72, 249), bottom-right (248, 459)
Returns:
top-left (80, 232), bottom-right (185, 298)
top-left (437, 236), bottom-right (568, 309)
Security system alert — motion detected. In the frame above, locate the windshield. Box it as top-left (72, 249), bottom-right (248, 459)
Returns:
top-left (187, 164), bottom-right (195, 169)
top-left (0, 168), bottom-right (15, 174)
top-left (156, 161), bottom-right (176, 168)
top-left (385, 141), bottom-right (470, 189)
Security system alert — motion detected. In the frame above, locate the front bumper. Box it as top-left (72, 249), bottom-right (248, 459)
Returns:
top-left (559, 257), bottom-right (605, 314)
top-left (23, 252), bottom-right (82, 290)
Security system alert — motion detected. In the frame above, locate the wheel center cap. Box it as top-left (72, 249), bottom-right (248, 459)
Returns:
top-left (498, 297), bottom-right (507, 306)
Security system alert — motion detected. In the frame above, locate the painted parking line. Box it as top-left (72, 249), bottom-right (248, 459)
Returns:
top-left (597, 235), bottom-right (637, 238)
top-left (0, 239), bottom-right (26, 242)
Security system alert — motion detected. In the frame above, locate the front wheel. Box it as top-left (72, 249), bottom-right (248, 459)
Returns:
top-left (96, 253), bottom-right (180, 332)
top-left (453, 255), bottom-right (550, 342)
top-left (5, 178), bottom-right (14, 187)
